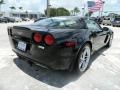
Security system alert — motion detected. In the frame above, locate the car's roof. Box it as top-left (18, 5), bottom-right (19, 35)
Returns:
top-left (49, 16), bottom-right (83, 20)
top-left (35, 16), bottom-right (95, 22)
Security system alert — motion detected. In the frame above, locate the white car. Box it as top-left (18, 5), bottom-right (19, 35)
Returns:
top-left (14, 17), bottom-right (22, 22)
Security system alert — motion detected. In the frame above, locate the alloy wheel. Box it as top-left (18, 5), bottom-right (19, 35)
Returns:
top-left (79, 46), bottom-right (91, 72)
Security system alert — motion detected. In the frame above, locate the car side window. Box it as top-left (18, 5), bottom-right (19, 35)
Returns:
top-left (86, 20), bottom-right (102, 31)
top-left (64, 19), bottom-right (87, 29)
top-left (64, 20), bottom-right (76, 27)
top-left (49, 21), bottom-right (65, 28)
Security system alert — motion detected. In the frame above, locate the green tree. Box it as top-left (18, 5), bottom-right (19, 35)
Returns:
top-left (73, 7), bottom-right (80, 15)
top-left (45, 7), bottom-right (70, 17)
top-left (0, 0), bottom-right (5, 12)
top-left (45, 8), bottom-right (57, 17)
top-left (57, 7), bottom-right (70, 16)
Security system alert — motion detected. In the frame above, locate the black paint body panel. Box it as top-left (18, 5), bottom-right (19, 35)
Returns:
top-left (8, 17), bottom-right (113, 70)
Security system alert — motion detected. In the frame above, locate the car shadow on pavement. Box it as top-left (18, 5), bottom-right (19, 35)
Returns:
top-left (89, 46), bottom-right (108, 67)
top-left (13, 46), bottom-right (108, 88)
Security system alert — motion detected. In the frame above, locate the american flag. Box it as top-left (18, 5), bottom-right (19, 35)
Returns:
top-left (87, 0), bottom-right (103, 12)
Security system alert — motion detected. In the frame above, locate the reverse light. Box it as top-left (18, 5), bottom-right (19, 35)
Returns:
top-left (33, 33), bottom-right (42, 43)
top-left (44, 34), bottom-right (55, 46)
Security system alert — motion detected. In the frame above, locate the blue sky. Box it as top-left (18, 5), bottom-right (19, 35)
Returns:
top-left (1, 0), bottom-right (120, 16)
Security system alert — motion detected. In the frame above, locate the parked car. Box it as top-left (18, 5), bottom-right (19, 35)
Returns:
top-left (8, 16), bottom-right (113, 73)
top-left (102, 17), bottom-right (112, 25)
top-left (4, 17), bottom-right (15, 23)
top-left (14, 17), bottom-right (22, 22)
top-left (0, 17), bottom-right (8, 23)
top-left (22, 18), bottom-right (30, 21)
top-left (111, 17), bottom-right (120, 27)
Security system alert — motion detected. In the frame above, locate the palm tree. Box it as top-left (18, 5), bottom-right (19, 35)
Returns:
top-left (18, 7), bottom-right (23, 18)
top-left (0, 0), bottom-right (5, 12)
top-left (19, 7), bottom-right (23, 10)
top-left (70, 10), bottom-right (74, 16)
top-left (9, 6), bottom-right (16, 11)
top-left (9, 6), bottom-right (16, 17)
top-left (73, 7), bottom-right (80, 15)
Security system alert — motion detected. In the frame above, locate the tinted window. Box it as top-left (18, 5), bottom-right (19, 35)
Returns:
top-left (33, 19), bottom-right (53, 26)
top-left (49, 21), bottom-right (65, 28)
top-left (64, 19), bottom-right (87, 29)
top-left (33, 18), bottom-right (86, 29)
top-left (86, 20), bottom-right (102, 31)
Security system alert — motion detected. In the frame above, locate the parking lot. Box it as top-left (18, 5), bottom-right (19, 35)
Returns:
top-left (0, 22), bottom-right (120, 90)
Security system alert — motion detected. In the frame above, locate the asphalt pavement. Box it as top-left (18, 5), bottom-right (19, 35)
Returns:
top-left (0, 22), bottom-right (120, 90)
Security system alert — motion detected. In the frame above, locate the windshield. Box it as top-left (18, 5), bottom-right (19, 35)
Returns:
top-left (33, 18), bottom-right (67, 27)
top-left (33, 17), bottom-right (86, 29)
top-left (33, 18), bottom-right (53, 26)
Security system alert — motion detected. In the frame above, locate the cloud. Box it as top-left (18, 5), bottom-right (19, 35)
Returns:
top-left (108, 0), bottom-right (118, 5)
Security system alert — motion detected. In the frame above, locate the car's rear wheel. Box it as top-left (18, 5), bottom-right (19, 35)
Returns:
top-left (76, 44), bottom-right (91, 73)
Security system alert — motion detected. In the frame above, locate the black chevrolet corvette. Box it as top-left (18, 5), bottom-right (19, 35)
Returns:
top-left (8, 16), bottom-right (113, 72)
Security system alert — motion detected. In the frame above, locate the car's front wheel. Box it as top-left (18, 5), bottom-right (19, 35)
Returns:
top-left (76, 44), bottom-right (91, 73)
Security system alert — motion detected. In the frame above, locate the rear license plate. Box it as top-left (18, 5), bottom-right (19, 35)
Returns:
top-left (17, 41), bottom-right (27, 51)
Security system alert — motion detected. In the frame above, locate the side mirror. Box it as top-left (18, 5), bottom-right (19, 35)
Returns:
top-left (103, 27), bottom-right (109, 31)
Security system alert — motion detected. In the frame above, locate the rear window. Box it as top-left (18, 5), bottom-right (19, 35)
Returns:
top-left (33, 18), bottom-right (53, 26)
top-left (33, 18), bottom-right (87, 29)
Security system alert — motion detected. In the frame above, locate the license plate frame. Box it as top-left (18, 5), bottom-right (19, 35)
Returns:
top-left (17, 41), bottom-right (27, 51)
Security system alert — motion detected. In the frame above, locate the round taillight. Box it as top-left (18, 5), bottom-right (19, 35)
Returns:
top-left (33, 33), bottom-right (42, 43)
top-left (44, 34), bottom-right (54, 46)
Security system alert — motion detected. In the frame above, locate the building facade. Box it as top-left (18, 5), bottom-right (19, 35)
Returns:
top-left (0, 11), bottom-right (44, 19)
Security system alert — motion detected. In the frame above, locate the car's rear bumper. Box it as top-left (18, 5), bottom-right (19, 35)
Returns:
top-left (9, 36), bottom-right (77, 70)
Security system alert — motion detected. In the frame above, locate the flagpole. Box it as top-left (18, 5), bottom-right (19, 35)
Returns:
top-left (82, 4), bottom-right (85, 17)
top-left (82, 0), bottom-right (85, 17)
top-left (99, 9), bottom-right (101, 17)
top-left (101, 1), bottom-right (105, 17)
top-left (47, 0), bottom-right (50, 17)
top-left (87, 1), bottom-right (89, 20)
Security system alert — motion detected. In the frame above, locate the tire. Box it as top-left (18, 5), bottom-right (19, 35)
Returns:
top-left (106, 34), bottom-right (113, 48)
top-left (76, 44), bottom-right (91, 73)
